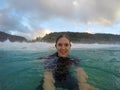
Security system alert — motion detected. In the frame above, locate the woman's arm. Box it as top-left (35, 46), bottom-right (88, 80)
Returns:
top-left (75, 67), bottom-right (97, 90)
top-left (43, 71), bottom-right (55, 90)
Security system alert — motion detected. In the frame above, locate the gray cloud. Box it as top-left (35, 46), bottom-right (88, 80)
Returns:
top-left (0, 0), bottom-right (120, 38)
top-left (6, 0), bottom-right (120, 24)
top-left (0, 9), bottom-right (30, 34)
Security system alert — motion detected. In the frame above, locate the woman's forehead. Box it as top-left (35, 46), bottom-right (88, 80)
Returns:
top-left (57, 37), bottom-right (70, 43)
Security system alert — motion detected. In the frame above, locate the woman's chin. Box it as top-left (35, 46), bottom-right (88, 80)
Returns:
top-left (59, 54), bottom-right (68, 57)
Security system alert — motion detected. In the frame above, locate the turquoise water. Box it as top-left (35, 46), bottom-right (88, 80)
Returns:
top-left (0, 44), bottom-right (120, 90)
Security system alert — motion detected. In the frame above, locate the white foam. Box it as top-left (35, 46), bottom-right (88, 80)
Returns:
top-left (0, 40), bottom-right (55, 51)
top-left (71, 43), bottom-right (120, 50)
top-left (0, 40), bottom-right (120, 51)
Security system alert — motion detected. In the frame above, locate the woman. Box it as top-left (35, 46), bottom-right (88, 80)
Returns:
top-left (39, 35), bottom-right (95, 90)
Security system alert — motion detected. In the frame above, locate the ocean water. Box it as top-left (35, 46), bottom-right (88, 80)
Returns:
top-left (0, 41), bottom-right (120, 90)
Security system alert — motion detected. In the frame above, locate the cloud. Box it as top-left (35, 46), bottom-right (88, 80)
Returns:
top-left (30, 29), bottom-right (52, 40)
top-left (9, 28), bottom-right (52, 40)
top-left (0, 8), bottom-right (30, 33)
top-left (5, 0), bottom-right (120, 25)
top-left (0, 0), bottom-right (120, 39)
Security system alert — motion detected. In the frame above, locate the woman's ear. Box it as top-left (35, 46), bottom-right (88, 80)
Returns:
top-left (69, 43), bottom-right (71, 47)
top-left (55, 44), bottom-right (57, 48)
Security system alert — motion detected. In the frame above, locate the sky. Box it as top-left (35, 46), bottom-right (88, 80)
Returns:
top-left (0, 0), bottom-right (120, 40)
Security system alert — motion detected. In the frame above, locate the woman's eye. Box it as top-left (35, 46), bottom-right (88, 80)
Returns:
top-left (58, 43), bottom-right (62, 46)
top-left (57, 43), bottom-right (70, 47)
top-left (64, 44), bottom-right (69, 46)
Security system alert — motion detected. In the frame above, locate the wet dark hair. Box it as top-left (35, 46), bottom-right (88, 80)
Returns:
top-left (55, 34), bottom-right (71, 46)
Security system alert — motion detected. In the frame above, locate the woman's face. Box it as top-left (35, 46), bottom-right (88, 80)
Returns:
top-left (55, 37), bottom-right (71, 57)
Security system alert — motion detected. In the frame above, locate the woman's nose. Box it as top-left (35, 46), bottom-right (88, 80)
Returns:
top-left (61, 45), bottom-right (65, 49)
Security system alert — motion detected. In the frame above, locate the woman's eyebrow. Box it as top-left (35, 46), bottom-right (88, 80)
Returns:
top-left (57, 43), bottom-right (70, 46)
